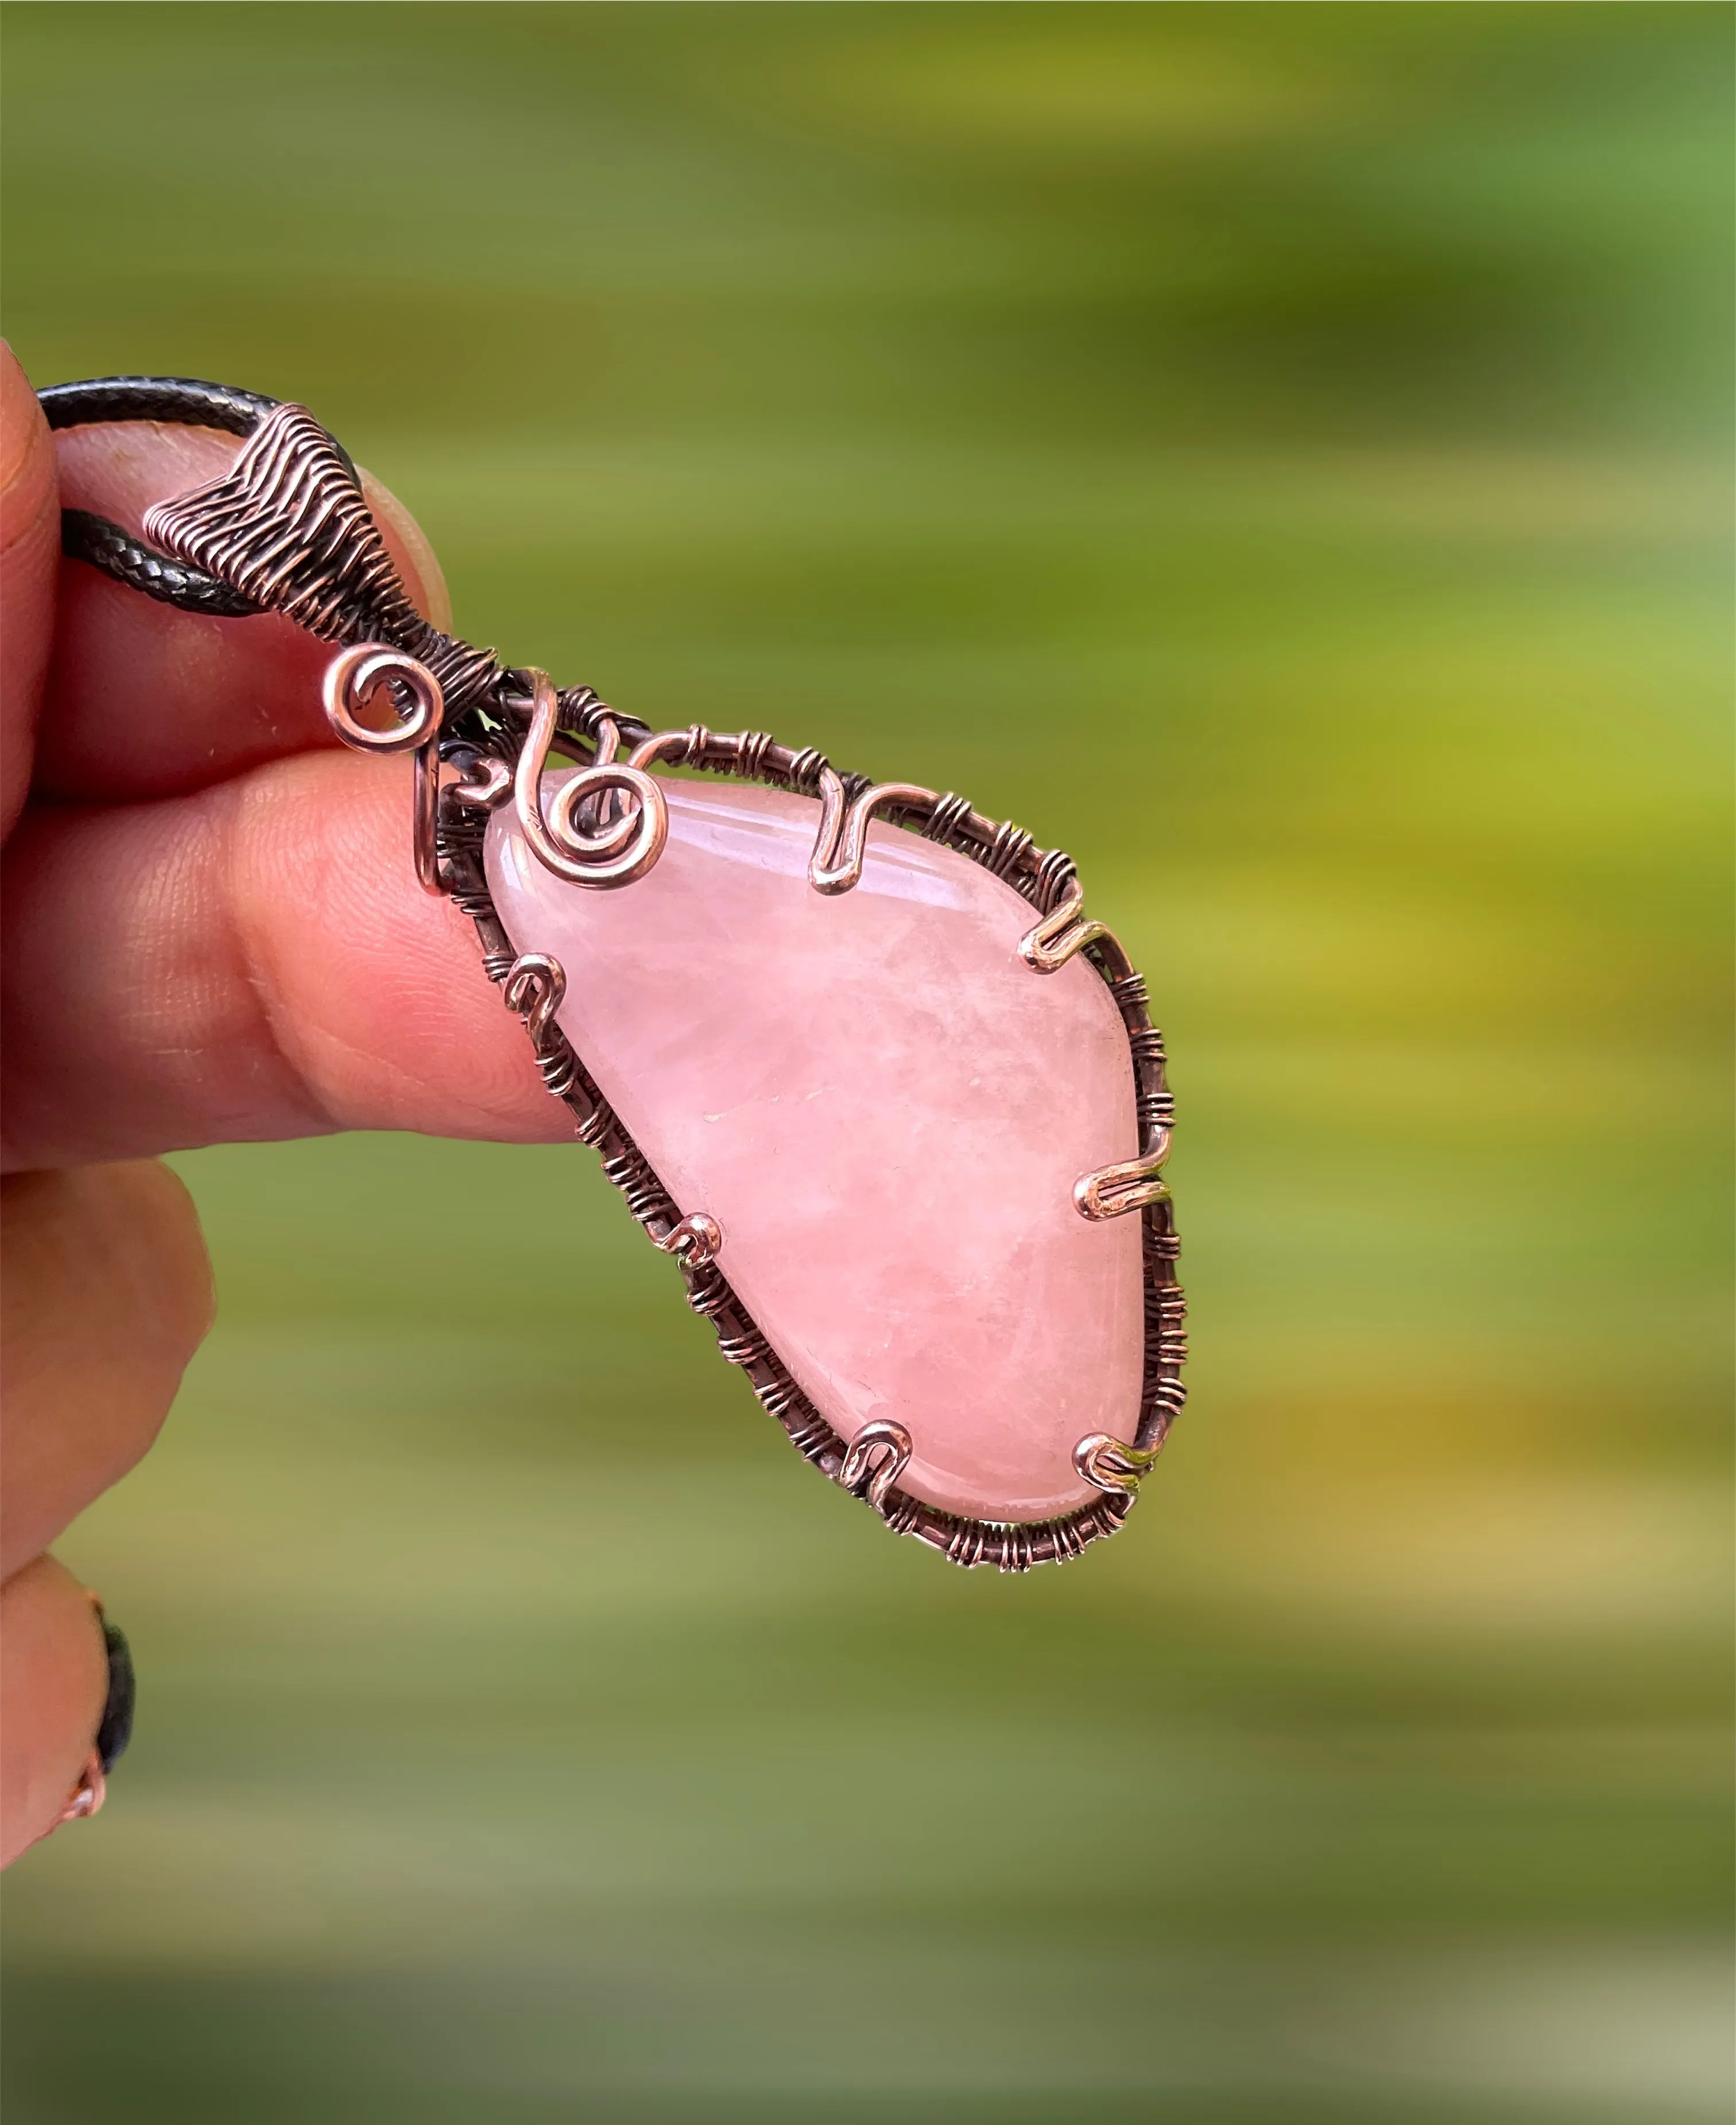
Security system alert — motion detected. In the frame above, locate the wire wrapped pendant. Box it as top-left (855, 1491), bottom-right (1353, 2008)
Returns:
top-left (46, 376), bottom-right (1187, 1568)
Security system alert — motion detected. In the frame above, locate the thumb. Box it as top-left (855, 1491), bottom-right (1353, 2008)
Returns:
top-left (41, 395), bottom-right (451, 805)
top-left (0, 343), bottom-right (60, 841)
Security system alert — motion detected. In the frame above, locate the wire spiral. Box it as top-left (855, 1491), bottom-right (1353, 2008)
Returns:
top-left (513, 671), bottom-right (669, 890)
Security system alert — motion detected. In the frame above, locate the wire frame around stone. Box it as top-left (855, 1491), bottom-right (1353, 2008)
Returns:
top-left (436, 694), bottom-right (1187, 1571)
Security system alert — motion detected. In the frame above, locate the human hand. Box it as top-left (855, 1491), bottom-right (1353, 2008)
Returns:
top-left (0, 343), bottom-right (564, 1863)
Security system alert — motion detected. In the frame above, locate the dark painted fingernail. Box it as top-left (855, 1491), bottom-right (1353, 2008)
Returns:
top-left (94, 1614), bottom-right (135, 1772)
top-left (55, 1608), bottom-right (135, 1831)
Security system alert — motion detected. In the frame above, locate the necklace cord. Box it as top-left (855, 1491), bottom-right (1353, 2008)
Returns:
top-left (39, 374), bottom-right (506, 726)
top-left (42, 374), bottom-right (351, 620)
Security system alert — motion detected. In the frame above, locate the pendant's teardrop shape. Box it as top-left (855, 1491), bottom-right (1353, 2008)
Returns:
top-left (486, 775), bottom-right (1144, 1524)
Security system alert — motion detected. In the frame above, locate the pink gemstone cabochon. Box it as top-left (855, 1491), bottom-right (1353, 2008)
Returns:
top-left (486, 776), bottom-right (1144, 1522)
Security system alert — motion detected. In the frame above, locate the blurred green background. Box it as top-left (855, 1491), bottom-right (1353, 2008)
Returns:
top-left (2, 5), bottom-right (1730, 2120)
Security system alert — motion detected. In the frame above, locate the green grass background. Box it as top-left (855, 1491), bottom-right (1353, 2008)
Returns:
top-left (2, 5), bottom-right (1730, 2120)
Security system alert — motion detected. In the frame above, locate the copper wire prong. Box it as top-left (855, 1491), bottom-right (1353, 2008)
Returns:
top-left (838, 1419), bottom-right (913, 1512)
top-left (653, 1213), bottom-right (723, 1269)
top-left (1020, 882), bottom-right (1116, 973)
top-left (1074, 1137), bottom-right (1172, 1221)
top-left (503, 951), bottom-right (566, 1047)
top-left (808, 775), bottom-right (939, 895)
top-left (1072, 1431), bottom-right (1162, 1497)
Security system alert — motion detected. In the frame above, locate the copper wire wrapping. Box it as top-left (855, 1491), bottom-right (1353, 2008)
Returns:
top-left (437, 719), bottom-right (1187, 1562)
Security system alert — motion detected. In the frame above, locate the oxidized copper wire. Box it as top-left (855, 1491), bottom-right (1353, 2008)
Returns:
top-left (145, 403), bottom-right (500, 712)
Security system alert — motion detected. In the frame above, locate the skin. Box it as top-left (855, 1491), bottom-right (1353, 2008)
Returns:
top-left (0, 342), bottom-right (567, 1865)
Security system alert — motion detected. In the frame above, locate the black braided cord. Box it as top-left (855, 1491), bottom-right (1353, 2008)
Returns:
top-left (38, 374), bottom-right (280, 439)
top-left (60, 507), bottom-right (261, 618)
top-left (42, 374), bottom-right (350, 618)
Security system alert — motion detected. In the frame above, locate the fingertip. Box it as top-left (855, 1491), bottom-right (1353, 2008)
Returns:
top-left (363, 469), bottom-right (452, 633)
top-left (0, 343), bottom-right (61, 835)
top-left (0, 1161), bottom-right (215, 1578)
top-left (44, 417), bottom-right (455, 802)
top-left (0, 343), bottom-right (55, 524)
top-left (102, 1157), bottom-right (217, 1350)
top-left (0, 1555), bottom-right (110, 1869)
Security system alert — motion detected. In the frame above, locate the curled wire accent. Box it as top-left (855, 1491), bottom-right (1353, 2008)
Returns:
top-left (808, 771), bottom-right (938, 895)
top-left (322, 643), bottom-right (443, 753)
top-left (502, 951), bottom-right (565, 1048)
top-left (838, 1420), bottom-right (913, 1512)
top-left (514, 669), bottom-right (669, 889)
top-left (321, 644), bottom-right (445, 896)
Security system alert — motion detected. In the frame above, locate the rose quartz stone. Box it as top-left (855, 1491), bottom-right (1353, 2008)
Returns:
top-left (486, 776), bottom-right (1143, 1522)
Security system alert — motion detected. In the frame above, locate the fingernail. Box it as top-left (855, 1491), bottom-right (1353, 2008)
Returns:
top-left (94, 1611), bottom-right (135, 1774)
top-left (57, 1609), bottom-right (136, 1830)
